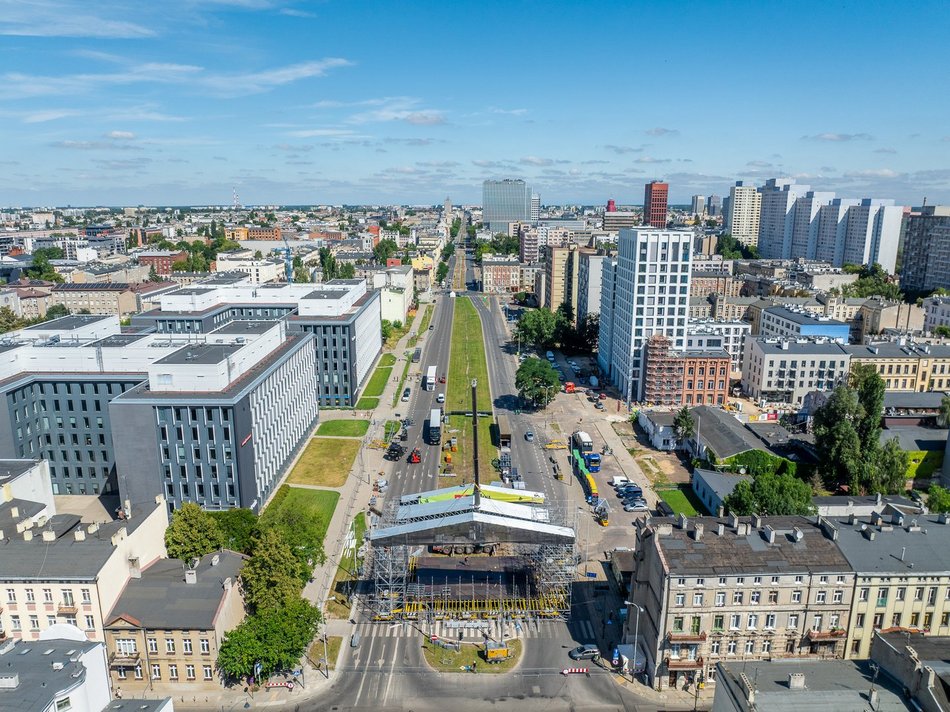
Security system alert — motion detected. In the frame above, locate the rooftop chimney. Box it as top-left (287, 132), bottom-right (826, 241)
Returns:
top-left (42, 529), bottom-right (55, 542)
top-left (717, 523), bottom-right (725, 537)
top-left (211, 554), bottom-right (220, 566)
top-left (22, 530), bottom-right (32, 541)
top-left (677, 513), bottom-right (688, 529)
top-left (729, 513), bottom-right (739, 528)
top-left (788, 672), bottom-right (806, 690)
top-left (792, 527), bottom-right (804, 542)
top-left (693, 523), bottom-right (704, 541)
top-left (185, 569), bottom-right (197, 585)
top-left (764, 525), bottom-right (777, 544)
top-left (73, 529), bottom-right (85, 541)
top-left (10, 506), bottom-right (18, 519)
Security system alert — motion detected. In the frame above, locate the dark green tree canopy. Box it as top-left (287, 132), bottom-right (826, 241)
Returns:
top-left (164, 502), bottom-right (225, 562)
top-left (515, 357), bottom-right (560, 408)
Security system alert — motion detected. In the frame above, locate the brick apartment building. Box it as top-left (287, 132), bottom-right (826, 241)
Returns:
top-left (138, 250), bottom-right (188, 276)
top-left (643, 334), bottom-right (731, 406)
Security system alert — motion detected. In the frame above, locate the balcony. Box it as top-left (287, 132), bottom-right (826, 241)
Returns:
top-left (57, 602), bottom-right (78, 615)
top-left (668, 631), bottom-right (707, 644)
top-left (666, 655), bottom-right (704, 670)
top-left (806, 628), bottom-right (846, 641)
top-left (109, 650), bottom-right (140, 667)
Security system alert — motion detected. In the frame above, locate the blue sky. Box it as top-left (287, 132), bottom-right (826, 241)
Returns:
top-left (1, 0), bottom-right (949, 207)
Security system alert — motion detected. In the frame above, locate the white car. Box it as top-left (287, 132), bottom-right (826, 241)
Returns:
top-left (437, 393), bottom-right (445, 403)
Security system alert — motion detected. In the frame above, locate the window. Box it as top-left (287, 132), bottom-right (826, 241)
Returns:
top-left (29, 615), bottom-right (39, 630)
top-left (750, 591), bottom-right (760, 605)
top-left (134, 665), bottom-right (143, 680)
top-left (84, 615), bottom-right (95, 630)
top-left (151, 664), bottom-right (161, 680)
top-left (771, 576), bottom-right (780, 584)
top-left (896, 587), bottom-right (906, 601)
top-left (183, 639), bottom-right (192, 654)
top-left (203, 665), bottom-right (213, 681)
top-left (762, 640), bottom-right (772, 654)
top-left (713, 615), bottom-right (724, 631)
top-left (715, 591), bottom-right (726, 607)
top-left (148, 638), bottom-right (158, 654)
top-left (929, 588), bottom-right (938, 606)
top-left (873, 614), bottom-right (884, 628)
top-left (675, 593), bottom-right (685, 607)
top-left (733, 591), bottom-right (743, 605)
top-left (788, 614), bottom-right (799, 629)
top-left (791, 590), bottom-right (802, 603)
top-left (727, 640), bottom-right (737, 655)
top-left (859, 587), bottom-right (869, 602)
top-left (673, 617), bottom-right (684, 632)
top-left (696, 578), bottom-right (705, 587)
top-left (55, 699), bottom-right (71, 712)
top-left (117, 667), bottom-right (127, 680)
top-left (169, 665), bottom-right (178, 680)
top-left (736, 577), bottom-right (745, 586)
top-left (856, 614), bottom-right (865, 628)
top-left (768, 590), bottom-right (778, 604)
top-left (794, 575), bottom-right (804, 584)
top-left (812, 614), bottom-right (823, 631)
top-left (765, 614), bottom-right (776, 629)
top-left (745, 640), bottom-right (755, 654)
top-left (753, 576), bottom-right (762, 585)
top-left (833, 590), bottom-right (843, 604)
top-left (892, 613), bottom-right (902, 627)
top-left (693, 593), bottom-right (703, 606)
top-left (5, 589), bottom-right (15, 603)
top-left (942, 613), bottom-right (950, 627)
top-left (925, 613), bottom-right (933, 629)
top-left (81, 589), bottom-right (91, 603)
top-left (816, 591), bottom-right (826, 604)
top-left (730, 614), bottom-right (741, 630)
top-left (116, 639), bottom-right (137, 655)
top-left (910, 612), bottom-right (920, 627)
top-left (718, 577), bottom-right (727, 586)
top-left (200, 639), bottom-right (210, 654)
top-left (186, 664), bottom-right (195, 681)
top-left (878, 588), bottom-right (889, 606)
top-left (25, 588), bottom-right (35, 602)
top-left (677, 578), bottom-right (686, 587)
top-left (10, 616), bottom-right (20, 631)
top-left (819, 575), bottom-right (828, 584)
top-left (748, 614), bottom-right (758, 629)
top-left (165, 639), bottom-right (175, 654)
top-left (710, 640), bottom-right (720, 655)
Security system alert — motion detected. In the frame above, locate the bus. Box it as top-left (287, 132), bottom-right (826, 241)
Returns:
top-left (572, 447), bottom-right (599, 505)
top-left (424, 366), bottom-right (437, 391)
top-left (572, 431), bottom-right (593, 453)
top-left (428, 408), bottom-right (442, 445)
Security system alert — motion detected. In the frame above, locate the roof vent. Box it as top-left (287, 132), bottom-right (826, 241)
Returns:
top-left (211, 554), bottom-right (220, 566)
top-left (52, 662), bottom-right (64, 671)
top-left (42, 529), bottom-right (55, 542)
top-left (788, 672), bottom-right (806, 690)
top-left (792, 527), bottom-right (804, 542)
top-left (185, 569), bottom-right (197, 585)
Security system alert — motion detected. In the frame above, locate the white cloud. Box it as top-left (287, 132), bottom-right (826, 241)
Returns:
top-left (645, 127), bottom-right (678, 137)
top-left (520, 156), bottom-right (553, 166)
top-left (347, 97), bottom-right (445, 126)
top-left (802, 132), bottom-right (873, 142)
top-left (105, 130), bottom-right (135, 140)
top-left (404, 112), bottom-right (445, 126)
top-left (21, 109), bottom-right (80, 123)
top-left (490, 107), bottom-right (528, 116)
top-left (635, 156), bottom-right (671, 164)
top-left (842, 168), bottom-right (900, 178)
top-left (279, 8), bottom-right (317, 17)
top-left (286, 128), bottom-right (361, 138)
top-left (604, 144), bottom-right (643, 154)
top-left (0, 1), bottom-right (155, 38)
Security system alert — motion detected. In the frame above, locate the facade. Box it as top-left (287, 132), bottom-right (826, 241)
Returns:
top-left (104, 551), bottom-right (245, 691)
top-left (213, 254), bottom-right (283, 284)
top-left (831, 512), bottom-right (950, 659)
top-left (577, 251), bottom-right (606, 321)
top-left (642, 334), bottom-right (730, 406)
top-left (706, 195), bottom-right (722, 217)
top-left (691, 468), bottom-right (751, 515)
top-left (871, 631), bottom-right (950, 712)
top-left (845, 342), bottom-right (950, 392)
top-left (637, 410), bottom-right (677, 450)
top-left (689, 271), bottom-right (742, 298)
top-left (741, 337), bottom-right (851, 405)
top-left (245, 226), bottom-right (281, 241)
top-left (924, 296), bottom-right (950, 333)
top-left (482, 179), bottom-right (532, 232)
top-left (725, 181), bottom-right (761, 247)
top-left (0, 496), bottom-right (168, 644)
top-left (643, 181), bottom-right (669, 228)
top-left (758, 178), bottom-right (807, 260)
top-left (598, 229), bottom-right (693, 402)
top-left (542, 244), bottom-right (580, 320)
top-left (789, 190), bottom-right (836, 260)
top-left (137, 251), bottom-right (187, 277)
top-left (627, 515), bottom-right (855, 691)
top-left (902, 206), bottom-right (950, 293)
top-left (371, 264), bottom-right (413, 321)
top-left (691, 195), bottom-right (705, 216)
top-left (111, 322), bottom-right (319, 513)
top-left (686, 319), bottom-right (751, 371)
top-left (841, 199), bottom-right (902, 273)
top-left (480, 256), bottom-right (521, 294)
top-left (759, 306), bottom-right (850, 343)
top-left (602, 211), bottom-right (639, 233)
top-left (49, 283), bottom-right (139, 317)
top-left (518, 224), bottom-right (571, 263)
top-left (854, 299), bottom-right (924, 341)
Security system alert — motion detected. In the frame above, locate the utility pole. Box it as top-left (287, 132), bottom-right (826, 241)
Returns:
top-left (471, 379), bottom-right (480, 506)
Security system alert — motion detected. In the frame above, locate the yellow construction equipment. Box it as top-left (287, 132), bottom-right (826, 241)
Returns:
top-left (544, 440), bottom-right (567, 450)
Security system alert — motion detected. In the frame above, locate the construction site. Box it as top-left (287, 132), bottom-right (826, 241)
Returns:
top-left (366, 380), bottom-right (578, 623)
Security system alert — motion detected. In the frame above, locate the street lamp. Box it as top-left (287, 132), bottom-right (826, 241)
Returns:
top-left (624, 600), bottom-right (644, 680)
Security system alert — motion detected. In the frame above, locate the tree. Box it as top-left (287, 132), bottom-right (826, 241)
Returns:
top-left (380, 320), bottom-right (393, 342)
top-left (515, 308), bottom-right (558, 349)
top-left (724, 471), bottom-right (815, 516)
top-left (240, 528), bottom-right (306, 612)
top-left (216, 599), bottom-right (321, 681)
top-left (515, 357), bottom-right (560, 408)
top-left (576, 313), bottom-right (600, 353)
top-left (0, 307), bottom-right (24, 333)
top-left (338, 263), bottom-right (356, 279)
top-left (209, 508), bottom-right (259, 555)
top-left (927, 484), bottom-right (950, 513)
top-left (871, 437), bottom-right (909, 494)
top-left (373, 238), bottom-right (399, 264)
top-left (254, 250), bottom-right (263, 260)
top-left (45, 304), bottom-right (70, 320)
top-left (938, 395), bottom-right (950, 428)
top-left (164, 502), bottom-right (225, 562)
top-left (851, 364), bottom-right (885, 454)
top-left (673, 407), bottom-right (695, 448)
top-left (812, 385), bottom-right (864, 492)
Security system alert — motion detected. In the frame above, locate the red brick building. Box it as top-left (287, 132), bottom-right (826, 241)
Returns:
top-left (138, 250), bottom-right (188, 276)
top-left (643, 334), bottom-right (730, 406)
top-left (643, 180), bottom-right (669, 228)
top-left (246, 226), bottom-right (281, 241)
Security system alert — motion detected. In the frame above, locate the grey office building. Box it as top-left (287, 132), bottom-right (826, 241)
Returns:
top-left (901, 205), bottom-right (950, 293)
top-left (483, 179), bottom-right (532, 232)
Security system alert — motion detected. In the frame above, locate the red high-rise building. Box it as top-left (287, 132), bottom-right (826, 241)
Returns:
top-left (642, 180), bottom-right (669, 228)
top-left (606, 199), bottom-right (616, 212)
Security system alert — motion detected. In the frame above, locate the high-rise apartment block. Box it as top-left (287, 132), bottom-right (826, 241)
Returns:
top-left (643, 181), bottom-right (669, 228)
top-left (543, 244), bottom-right (580, 321)
top-left (530, 194), bottom-right (541, 222)
top-left (706, 195), bottom-right (722, 217)
top-left (598, 228), bottom-right (693, 402)
top-left (758, 178), bottom-right (807, 259)
top-left (577, 251), bottom-right (607, 322)
top-left (602, 211), bottom-right (639, 233)
top-left (724, 181), bottom-right (762, 247)
top-left (482, 179), bottom-right (532, 232)
top-left (691, 195), bottom-right (706, 216)
top-left (901, 206), bottom-right (950, 292)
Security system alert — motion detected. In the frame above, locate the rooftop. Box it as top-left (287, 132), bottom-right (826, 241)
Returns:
top-left (764, 306), bottom-right (848, 327)
top-left (752, 338), bottom-right (850, 356)
top-left (22, 314), bottom-right (111, 332)
top-left (0, 459), bottom-right (40, 484)
top-left (846, 342), bottom-right (950, 359)
top-left (154, 343), bottom-right (242, 366)
top-left (690, 405), bottom-right (765, 460)
top-left (51, 282), bottom-right (132, 292)
top-left (880, 426), bottom-right (948, 451)
top-left (106, 550), bottom-right (245, 630)
top-left (645, 515), bottom-right (852, 576)
top-left (715, 659), bottom-right (911, 712)
top-left (92, 333), bottom-right (150, 347)
top-left (210, 320), bottom-right (276, 336)
top-left (692, 468), bottom-right (751, 500)
top-left (829, 513), bottom-right (950, 574)
top-left (0, 638), bottom-right (103, 712)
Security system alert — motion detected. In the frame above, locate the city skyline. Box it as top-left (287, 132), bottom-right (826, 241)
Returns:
top-left (1, 0), bottom-right (949, 206)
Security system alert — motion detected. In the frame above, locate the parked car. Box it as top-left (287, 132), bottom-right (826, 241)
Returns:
top-left (568, 644), bottom-right (600, 661)
top-left (401, 388), bottom-right (411, 402)
top-left (656, 501), bottom-right (675, 517)
top-left (599, 393), bottom-right (607, 400)
top-left (624, 500), bottom-right (650, 512)
top-left (429, 324), bottom-right (434, 330)
top-left (525, 430), bottom-right (535, 441)
top-left (595, 402), bottom-right (605, 410)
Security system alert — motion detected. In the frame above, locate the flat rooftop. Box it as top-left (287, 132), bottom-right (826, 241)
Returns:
top-left (830, 513), bottom-right (950, 573)
top-left (303, 289), bottom-right (349, 300)
top-left (92, 333), bottom-right (151, 347)
top-left (155, 343), bottom-right (242, 365)
top-left (211, 320), bottom-right (276, 336)
top-left (22, 314), bottom-right (111, 331)
top-left (0, 638), bottom-right (103, 712)
top-left (764, 306), bottom-right (848, 326)
top-left (0, 459), bottom-right (40, 483)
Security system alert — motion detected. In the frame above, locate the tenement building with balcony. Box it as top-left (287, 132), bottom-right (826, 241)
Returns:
top-left (626, 514), bottom-right (854, 691)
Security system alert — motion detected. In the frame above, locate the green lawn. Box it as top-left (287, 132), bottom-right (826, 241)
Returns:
top-left (392, 352), bottom-right (412, 407)
top-left (422, 639), bottom-right (522, 673)
top-left (325, 512), bottom-right (367, 619)
top-left (286, 438), bottom-right (361, 487)
top-left (355, 397), bottom-right (379, 410)
top-left (316, 419), bottom-right (369, 437)
top-left (410, 305), bottom-right (434, 346)
top-left (309, 636), bottom-right (342, 671)
top-left (657, 485), bottom-right (707, 517)
top-left (264, 485), bottom-right (340, 542)
top-left (383, 420), bottom-right (401, 440)
top-left (379, 353), bottom-right (397, 368)
top-left (446, 298), bottom-right (492, 413)
top-left (445, 415), bottom-right (497, 482)
top-left (385, 310), bottom-right (416, 349)
top-left (363, 366), bottom-right (393, 398)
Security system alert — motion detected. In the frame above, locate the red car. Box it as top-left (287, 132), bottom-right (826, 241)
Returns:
top-left (439, 376), bottom-right (446, 383)
top-left (408, 448), bottom-right (421, 464)
top-left (599, 393), bottom-right (608, 400)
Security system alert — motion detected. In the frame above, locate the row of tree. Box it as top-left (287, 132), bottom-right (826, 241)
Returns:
top-left (0, 304), bottom-right (77, 334)
top-left (836, 263), bottom-right (903, 301)
top-left (318, 247), bottom-right (356, 280)
top-left (716, 234), bottom-right (760, 260)
top-left (163, 495), bottom-right (326, 682)
top-left (515, 357), bottom-right (560, 408)
top-left (514, 304), bottom-right (599, 353)
top-left (473, 233), bottom-right (519, 262)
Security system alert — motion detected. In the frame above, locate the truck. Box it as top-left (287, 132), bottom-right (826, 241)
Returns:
top-left (424, 365), bottom-right (437, 391)
top-left (584, 452), bottom-right (602, 473)
top-left (412, 347), bottom-right (422, 363)
top-left (428, 408), bottom-right (442, 445)
top-left (496, 414), bottom-right (511, 449)
top-left (572, 431), bottom-right (593, 454)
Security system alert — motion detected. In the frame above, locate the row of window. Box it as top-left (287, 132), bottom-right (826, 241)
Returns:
top-left (857, 585), bottom-right (946, 605)
top-left (115, 636), bottom-right (211, 655)
top-left (116, 663), bottom-right (214, 682)
top-left (673, 589), bottom-right (845, 607)
top-left (854, 610), bottom-right (949, 630)
top-left (7, 614), bottom-right (96, 631)
top-left (6, 587), bottom-right (90, 604)
top-left (675, 574), bottom-right (848, 587)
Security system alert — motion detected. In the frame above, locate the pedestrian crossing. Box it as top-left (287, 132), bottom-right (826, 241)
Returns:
top-left (348, 617), bottom-right (599, 642)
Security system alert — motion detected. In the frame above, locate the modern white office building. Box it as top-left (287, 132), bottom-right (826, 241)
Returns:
top-left (741, 337), bottom-right (851, 405)
top-left (598, 228), bottom-right (693, 402)
top-left (686, 319), bottom-right (751, 372)
top-left (724, 181), bottom-right (762, 247)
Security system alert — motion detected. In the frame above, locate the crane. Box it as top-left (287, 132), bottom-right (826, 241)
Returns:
top-left (281, 233), bottom-right (293, 282)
